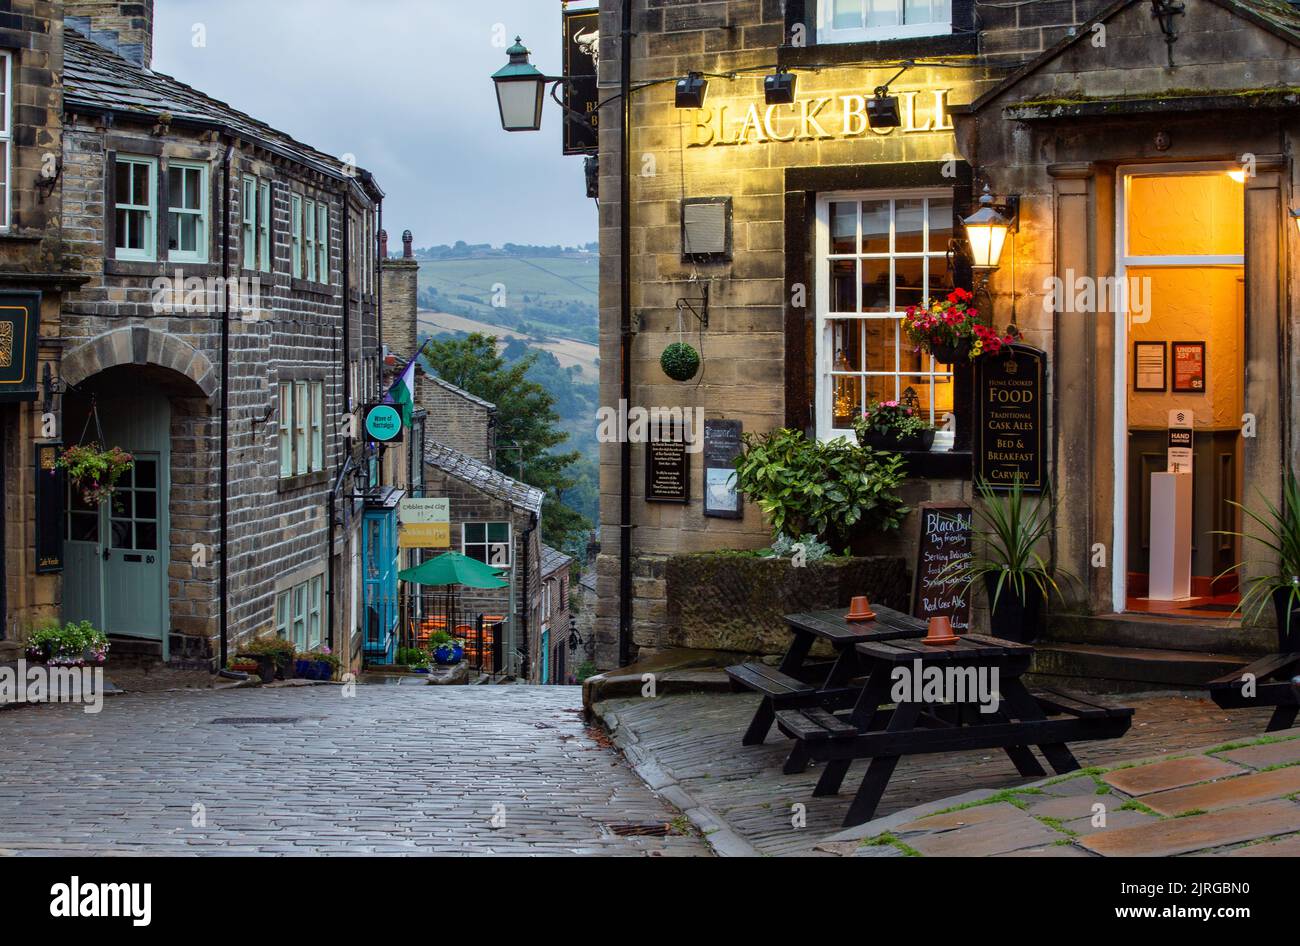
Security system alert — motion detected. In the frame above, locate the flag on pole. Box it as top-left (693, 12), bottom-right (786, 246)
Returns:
top-left (384, 340), bottom-right (428, 428)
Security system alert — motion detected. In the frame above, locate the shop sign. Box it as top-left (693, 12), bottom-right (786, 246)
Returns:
top-left (0, 291), bottom-right (41, 404)
top-left (645, 417), bottom-right (689, 504)
top-left (911, 502), bottom-right (972, 633)
top-left (562, 8), bottom-right (599, 155)
top-left (398, 497), bottom-right (450, 549)
top-left (702, 419), bottom-right (743, 519)
top-left (688, 89), bottom-right (953, 148)
top-left (1167, 409), bottom-right (1193, 474)
top-left (975, 343), bottom-right (1046, 492)
top-left (364, 404), bottom-right (403, 443)
top-left (35, 442), bottom-right (64, 573)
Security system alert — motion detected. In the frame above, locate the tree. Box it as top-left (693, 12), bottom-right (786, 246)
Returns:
top-left (422, 333), bottom-right (590, 549)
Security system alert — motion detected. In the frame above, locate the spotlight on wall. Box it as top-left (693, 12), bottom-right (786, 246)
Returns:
top-left (764, 67), bottom-right (797, 105)
top-left (866, 87), bottom-right (901, 129)
top-left (675, 72), bottom-right (708, 109)
top-left (1291, 208), bottom-right (1300, 236)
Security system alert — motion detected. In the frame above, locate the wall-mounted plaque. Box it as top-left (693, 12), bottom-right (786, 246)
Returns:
top-left (911, 502), bottom-right (973, 633)
top-left (35, 442), bottom-right (64, 573)
top-left (1171, 341), bottom-right (1206, 393)
top-left (0, 290), bottom-right (41, 404)
top-left (1133, 341), bottom-right (1166, 392)
top-left (975, 343), bottom-right (1046, 492)
top-left (703, 419), bottom-right (743, 518)
top-left (645, 418), bottom-right (689, 503)
top-left (561, 8), bottom-right (599, 156)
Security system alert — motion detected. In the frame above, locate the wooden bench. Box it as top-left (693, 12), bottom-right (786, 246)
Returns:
top-left (1208, 652), bottom-right (1300, 732)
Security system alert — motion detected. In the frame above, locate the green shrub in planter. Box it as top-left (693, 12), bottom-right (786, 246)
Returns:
top-left (660, 342), bottom-right (700, 381)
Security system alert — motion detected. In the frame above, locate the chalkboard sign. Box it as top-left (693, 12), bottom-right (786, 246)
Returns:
top-left (703, 419), bottom-right (743, 518)
top-left (975, 343), bottom-right (1046, 491)
top-left (645, 418), bottom-right (689, 503)
top-left (911, 502), bottom-right (973, 632)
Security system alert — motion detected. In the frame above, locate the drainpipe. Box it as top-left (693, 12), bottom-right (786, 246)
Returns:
top-left (617, 0), bottom-right (633, 668)
top-left (218, 136), bottom-right (234, 670)
top-left (327, 185), bottom-right (353, 656)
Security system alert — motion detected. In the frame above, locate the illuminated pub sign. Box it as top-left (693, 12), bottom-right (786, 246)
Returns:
top-left (561, 7), bottom-right (599, 155)
top-left (0, 290), bottom-right (41, 403)
top-left (975, 344), bottom-right (1047, 492)
top-left (688, 88), bottom-right (953, 148)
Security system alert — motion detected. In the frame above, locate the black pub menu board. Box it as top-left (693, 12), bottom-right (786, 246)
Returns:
top-left (645, 418), bottom-right (689, 504)
top-left (911, 502), bottom-right (973, 633)
top-left (702, 419), bottom-right (743, 519)
top-left (975, 343), bottom-right (1046, 492)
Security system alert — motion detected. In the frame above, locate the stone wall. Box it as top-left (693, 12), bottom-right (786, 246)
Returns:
top-left (64, 0), bottom-right (153, 68)
top-left (419, 378), bottom-right (494, 465)
top-left (380, 247), bottom-right (419, 359)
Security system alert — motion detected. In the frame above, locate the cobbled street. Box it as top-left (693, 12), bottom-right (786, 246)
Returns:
top-left (0, 686), bottom-right (708, 856)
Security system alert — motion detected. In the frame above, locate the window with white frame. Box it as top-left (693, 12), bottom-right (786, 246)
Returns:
top-left (463, 522), bottom-right (511, 567)
top-left (278, 379), bottom-right (324, 477)
top-left (258, 181), bottom-right (272, 272)
top-left (291, 194), bottom-right (303, 278)
top-left (167, 161), bottom-right (208, 262)
top-left (241, 176), bottom-right (258, 270)
top-left (114, 156), bottom-right (157, 261)
top-left (0, 53), bottom-right (11, 231)
top-left (815, 190), bottom-right (956, 446)
top-left (817, 0), bottom-right (951, 44)
top-left (316, 203), bottom-right (329, 283)
top-left (304, 198), bottom-right (318, 281)
top-left (276, 574), bottom-right (323, 651)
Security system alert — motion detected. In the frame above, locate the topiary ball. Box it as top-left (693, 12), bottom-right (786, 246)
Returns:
top-left (660, 342), bottom-right (701, 381)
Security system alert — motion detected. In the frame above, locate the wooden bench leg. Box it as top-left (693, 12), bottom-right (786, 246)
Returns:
top-left (983, 707), bottom-right (1047, 777)
top-left (783, 741), bottom-right (810, 775)
top-left (1000, 679), bottom-right (1081, 775)
top-left (813, 664), bottom-right (894, 797)
top-left (841, 701), bottom-right (922, 826)
top-left (1266, 705), bottom-right (1299, 732)
top-left (742, 697), bottom-right (776, 746)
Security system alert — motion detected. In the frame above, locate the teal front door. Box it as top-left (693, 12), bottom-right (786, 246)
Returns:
top-left (63, 393), bottom-right (170, 643)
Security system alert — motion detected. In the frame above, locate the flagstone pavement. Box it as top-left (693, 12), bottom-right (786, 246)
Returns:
top-left (0, 685), bottom-right (709, 856)
top-left (593, 689), bottom-right (1300, 856)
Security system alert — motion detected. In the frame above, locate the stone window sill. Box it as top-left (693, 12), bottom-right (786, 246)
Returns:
top-left (900, 450), bottom-right (971, 480)
top-left (277, 470), bottom-right (329, 493)
top-left (778, 31), bottom-right (977, 66)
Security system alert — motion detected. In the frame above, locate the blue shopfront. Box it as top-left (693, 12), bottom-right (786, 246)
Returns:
top-left (362, 486), bottom-right (401, 664)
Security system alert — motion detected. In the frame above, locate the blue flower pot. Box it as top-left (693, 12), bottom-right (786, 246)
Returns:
top-left (294, 659), bottom-right (313, 679)
top-left (434, 644), bottom-right (463, 665)
top-left (313, 660), bottom-right (333, 681)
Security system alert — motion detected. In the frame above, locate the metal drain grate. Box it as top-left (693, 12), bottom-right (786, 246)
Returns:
top-left (605, 822), bottom-right (672, 837)
top-left (209, 716), bottom-right (303, 725)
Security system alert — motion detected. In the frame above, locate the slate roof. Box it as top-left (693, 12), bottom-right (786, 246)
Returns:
top-left (424, 439), bottom-right (544, 516)
top-left (62, 28), bottom-right (379, 189)
top-left (540, 544), bottom-right (572, 579)
top-left (1235, 0), bottom-right (1300, 39)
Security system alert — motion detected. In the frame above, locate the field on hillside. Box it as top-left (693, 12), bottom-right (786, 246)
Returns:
top-left (417, 255), bottom-right (597, 335)
top-left (417, 310), bottom-right (599, 381)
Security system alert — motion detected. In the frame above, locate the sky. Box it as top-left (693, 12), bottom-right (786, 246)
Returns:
top-left (152, 0), bottom-right (597, 249)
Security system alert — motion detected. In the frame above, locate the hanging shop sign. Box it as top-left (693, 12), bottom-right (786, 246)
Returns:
top-left (911, 502), bottom-right (973, 634)
top-left (398, 497), bottom-right (450, 549)
top-left (703, 419), bottom-right (743, 519)
top-left (688, 89), bottom-right (953, 148)
top-left (1167, 409), bottom-right (1194, 474)
top-left (0, 291), bottom-right (41, 404)
top-left (562, 8), bottom-right (599, 155)
top-left (364, 403), bottom-right (403, 443)
top-left (645, 417), bottom-right (689, 504)
top-left (35, 441), bottom-right (64, 573)
top-left (975, 343), bottom-right (1047, 491)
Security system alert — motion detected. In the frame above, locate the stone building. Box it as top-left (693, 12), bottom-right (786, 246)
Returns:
top-left (538, 543), bottom-right (574, 683)
top-left (592, 0), bottom-right (1300, 686)
top-left (1, 1), bottom-right (390, 672)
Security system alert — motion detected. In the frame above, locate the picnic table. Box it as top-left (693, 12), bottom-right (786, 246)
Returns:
top-left (1208, 652), bottom-right (1300, 731)
top-left (776, 633), bottom-right (1134, 827)
top-left (726, 605), bottom-right (925, 763)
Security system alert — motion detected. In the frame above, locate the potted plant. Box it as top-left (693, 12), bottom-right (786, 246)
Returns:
top-left (853, 400), bottom-right (936, 453)
top-left (56, 443), bottom-right (134, 507)
top-left (396, 646), bottom-right (428, 671)
top-left (902, 288), bottom-right (1016, 364)
top-left (731, 427), bottom-right (908, 551)
top-left (939, 477), bottom-right (1076, 644)
top-left (1215, 470), bottom-right (1300, 653)
top-left (25, 621), bottom-right (110, 666)
top-left (240, 636), bottom-right (295, 683)
top-left (303, 647), bottom-right (340, 680)
top-left (660, 341), bottom-right (700, 382)
top-left (429, 631), bottom-right (465, 665)
top-left (228, 657), bottom-right (260, 676)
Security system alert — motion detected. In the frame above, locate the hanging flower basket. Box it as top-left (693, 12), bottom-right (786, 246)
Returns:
top-left (903, 289), bottom-right (1016, 363)
top-left (57, 443), bottom-right (134, 507)
top-left (660, 342), bottom-right (701, 382)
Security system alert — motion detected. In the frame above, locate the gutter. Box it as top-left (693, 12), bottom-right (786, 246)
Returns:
top-left (218, 136), bottom-right (233, 669)
top-left (617, 0), bottom-right (633, 669)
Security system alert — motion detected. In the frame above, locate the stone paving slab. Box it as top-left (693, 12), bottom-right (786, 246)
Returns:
top-left (1080, 800), bottom-right (1300, 857)
top-left (1102, 756), bottom-right (1246, 796)
top-left (0, 685), bottom-right (710, 856)
top-left (1140, 766), bottom-right (1300, 816)
top-left (1219, 737), bottom-right (1300, 769)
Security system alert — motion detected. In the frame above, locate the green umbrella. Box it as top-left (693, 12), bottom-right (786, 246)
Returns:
top-left (398, 551), bottom-right (509, 589)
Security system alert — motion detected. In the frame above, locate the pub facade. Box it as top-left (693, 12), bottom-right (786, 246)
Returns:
top-left (593, 0), bottom-right (1300, 685)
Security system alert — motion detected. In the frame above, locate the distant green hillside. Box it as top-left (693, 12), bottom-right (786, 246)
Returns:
top-left (416, 253), bottom-right (598, 344)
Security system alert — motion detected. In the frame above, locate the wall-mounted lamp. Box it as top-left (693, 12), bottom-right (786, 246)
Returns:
top-left (676, 72), bottom-right (708, 109)
top-left (962, 185), bottom-right (1019, 271)
top-left (1291, 208), bottom-right (1300, 236)
top-left (491, 37), bottom-right (547, 132)
top-left (764, 67), bottom-right (796, 105)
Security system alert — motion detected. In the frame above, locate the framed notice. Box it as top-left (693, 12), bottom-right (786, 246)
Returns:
top-left (645, 418), bottom-right (689, 504)
top-left (1171, 341), bottom-right (1206, 393)
top-left (702, 419), bottom-right (743, 518)
top-left (1133, 341), bottom-right (1166, 392)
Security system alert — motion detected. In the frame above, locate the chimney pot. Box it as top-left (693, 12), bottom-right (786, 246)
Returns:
top-left (402, 231), bottom-right (414, 259)
top-left (379, 229), bottom-right (389, 258)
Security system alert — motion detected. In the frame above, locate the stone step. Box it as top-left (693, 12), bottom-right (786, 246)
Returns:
top-left (1046, 612), bottom-right (1272, 657)
top-left (106, 635), bottom-right (163, 669)
top-left (1029, 641), bottom-right (1250, 691)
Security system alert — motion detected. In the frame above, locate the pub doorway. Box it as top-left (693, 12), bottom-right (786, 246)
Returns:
top-left (1114, 165), bottom-right (1244, 618)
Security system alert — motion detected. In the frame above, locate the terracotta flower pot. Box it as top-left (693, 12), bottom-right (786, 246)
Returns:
top-left (923, 615), bottom-right (959, 646)
top-left (846, 595), bottom-right (876, 622)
